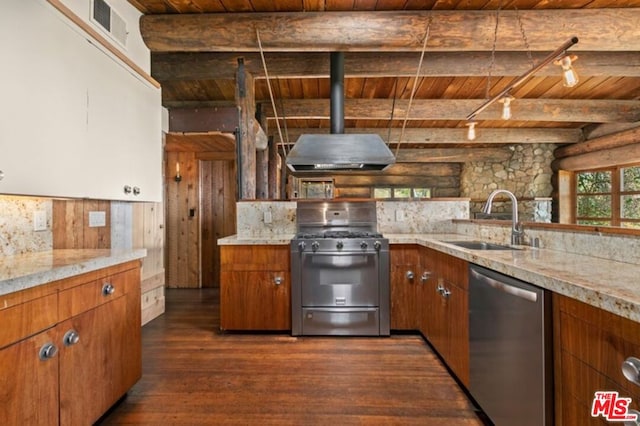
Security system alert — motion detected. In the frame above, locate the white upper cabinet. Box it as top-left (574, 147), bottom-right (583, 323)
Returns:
top-left (0, 0), bottom-right (162, 202)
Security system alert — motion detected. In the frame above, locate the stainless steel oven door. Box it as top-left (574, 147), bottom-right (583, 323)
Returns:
top-left (300, 251), bottom-right (379, 307)
top-left (301, 307), bottom-right (380, 335)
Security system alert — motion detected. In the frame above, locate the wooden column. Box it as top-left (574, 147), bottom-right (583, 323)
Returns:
top-left (268, 136), bottom-right (280, 199)
top-left (235, 59), bottom-right (257, 200)
top-left (256, 147), bottom-right (269, 199)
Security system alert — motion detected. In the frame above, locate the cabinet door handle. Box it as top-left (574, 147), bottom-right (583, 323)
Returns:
top-left (406, 271), bottom-right (414, 280)
top-left (133, 186), bottom-right (141, 196)
top-left (274, 276), bottom-right (283, 286)
top-left (421, 271), bottom-right (431, 283)
top-left (123, 185), bottom-right (132, 195)
top-left (622, 357), bottom-right (640, 386)
top-left (63, 330), bottom-right (80, 347)
top-left (39, 343), bottom-right (58, 361)
top-left (102, 283), bottom-right (115, 296)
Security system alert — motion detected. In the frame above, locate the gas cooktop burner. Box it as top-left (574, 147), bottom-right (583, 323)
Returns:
top-left (295, 230), bottom-right (383, 239)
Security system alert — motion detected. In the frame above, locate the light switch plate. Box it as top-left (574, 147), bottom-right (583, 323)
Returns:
top-left (33, 210), bottom-right (47, 231)
top-left (89, 211), bottom-right (106, 227)
top-left (263, 211), bottom-right (273, 224)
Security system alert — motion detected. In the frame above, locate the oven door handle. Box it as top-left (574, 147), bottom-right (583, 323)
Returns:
top-left (303, 307), bottom-right (379, 313)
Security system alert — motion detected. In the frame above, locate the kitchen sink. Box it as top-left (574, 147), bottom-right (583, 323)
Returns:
top-left (442, 240), bottom-right (521, 250)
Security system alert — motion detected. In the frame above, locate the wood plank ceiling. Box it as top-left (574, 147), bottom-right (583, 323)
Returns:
top-left (129, 0), bottom-right (640, 151)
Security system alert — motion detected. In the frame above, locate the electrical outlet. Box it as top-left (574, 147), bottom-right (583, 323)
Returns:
top-left (263, 211), bottom-right (273, 224)
top-left (33, 210), bottom-right (47, 231)
top-left (395, 209), bottom-right (405, 222)
top-left (88, 211), bottom-right (106, 227)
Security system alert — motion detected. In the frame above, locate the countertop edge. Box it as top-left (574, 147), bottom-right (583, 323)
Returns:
top-left (0, 249), bottom-right (147, 297)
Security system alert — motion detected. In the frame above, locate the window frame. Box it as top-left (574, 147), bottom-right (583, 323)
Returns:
top-left (573, 163), bottom-right (640, 228)
top-left (372, 187), bottom-right (432, 200)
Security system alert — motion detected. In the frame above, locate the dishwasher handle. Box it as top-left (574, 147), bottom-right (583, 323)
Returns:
top-left (470, 268), bottom-right (538, 303)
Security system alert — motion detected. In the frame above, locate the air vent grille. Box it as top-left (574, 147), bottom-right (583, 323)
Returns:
top-left (91, 0), bottom-right (127, 47)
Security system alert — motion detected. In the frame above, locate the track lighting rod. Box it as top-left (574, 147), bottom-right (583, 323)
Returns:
top-left (466, 36), bottom-right (579, 121)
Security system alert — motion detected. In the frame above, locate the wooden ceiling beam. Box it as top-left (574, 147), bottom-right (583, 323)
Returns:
top-left (273, 127), bottom-right (583, 145)
top-left (140, 10), bottom-right (640, 52)
top-left (261, 99), bottom-right (640, 123)
top-left (151, 51), bottom-right (640, 81)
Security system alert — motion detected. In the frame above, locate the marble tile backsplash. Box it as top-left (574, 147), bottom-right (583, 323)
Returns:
top-left (455, 221), bottom-right (640, 265)
top-left (0, 196), bottom-right (53, 256)
top-left (377, 200), bottom-right (469, 234)
top-left (236, 201), bottom-right (297, 238)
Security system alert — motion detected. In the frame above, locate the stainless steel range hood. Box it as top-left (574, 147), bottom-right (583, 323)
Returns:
top-left (286, 53), bottom-right (395, 173)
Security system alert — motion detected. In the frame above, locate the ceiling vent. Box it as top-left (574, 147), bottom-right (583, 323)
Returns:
top-left (91, 0), bottom-right (128, 48)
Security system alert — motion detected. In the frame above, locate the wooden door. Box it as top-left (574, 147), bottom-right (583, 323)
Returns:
top-left (390, 245), bottom-right (421, 330)
top-left (0, 328), bottom-right (59, 426)
top-left (59, 297), bottom-right (128, 426)
top-left (200, 159), bottom-right (237, 288)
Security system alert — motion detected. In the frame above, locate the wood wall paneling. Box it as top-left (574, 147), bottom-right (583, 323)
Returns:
top-left (52, 200), bottom-right (110, 249)
top-left (165, 151), bottom-right (200, 288)
top-left (133, 202), bottom-right (166, 325)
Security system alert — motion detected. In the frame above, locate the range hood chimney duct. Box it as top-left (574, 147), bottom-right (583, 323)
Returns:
top-left (330, 52), bottom-right (344, 134)
top-left (285, 53), bottom-right (395, 173)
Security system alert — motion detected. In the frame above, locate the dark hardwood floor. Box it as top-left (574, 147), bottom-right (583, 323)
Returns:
top-left (99, 289), bottom-right (486, 425)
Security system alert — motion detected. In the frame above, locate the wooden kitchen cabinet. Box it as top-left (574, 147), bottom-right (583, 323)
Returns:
top-left (0, 261), bottom-right (141, 426)
top-left (220, 245), bottom-right (291, 330)
top-left (554, 294), bottom-right (640, 425)
top-left (419, 246), bottom-right (470, 386)
top-left (390, 245), bottom-right (422, 330)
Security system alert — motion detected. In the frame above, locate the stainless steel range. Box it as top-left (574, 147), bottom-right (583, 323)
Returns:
top-left (290, 201), bottom-right (390, 336)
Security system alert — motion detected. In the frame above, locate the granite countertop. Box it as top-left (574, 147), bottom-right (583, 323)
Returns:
top-left (386, 233), bottom-right (640, 323)
top-left (0, 248), bottom-right (147, 297)
top-left (218, 233), bottom-right (640, 323)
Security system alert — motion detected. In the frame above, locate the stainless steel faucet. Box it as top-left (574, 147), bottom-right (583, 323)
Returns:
top-left (482, 189), bottom-right (523, 245)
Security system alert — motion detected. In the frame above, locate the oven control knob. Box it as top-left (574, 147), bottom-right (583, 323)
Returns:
top-left (336, 240), bottom-right (344, 250)
top-left (311, 241), bottom-right (320, 252)
top-left (298, 241), bottom-right (306, 251)
top-left (360, 241), bottom-right (368, 250)
top-left (374, 241), bottom-right (382, 251)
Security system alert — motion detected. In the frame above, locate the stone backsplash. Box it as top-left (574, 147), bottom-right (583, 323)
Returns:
top-left (376, 200), bottom-right (469, 234)
top-left (0, 196), bottom-right (52, 256)
top-left (461, 143), bottom-right (555, 221)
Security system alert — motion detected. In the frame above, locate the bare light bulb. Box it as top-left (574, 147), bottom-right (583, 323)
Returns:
top-left (556, 55), bottom-right (579, 88)
top-left (466, 122), bottom-right (477, 141)
top-left (499, 96), bottom-right (514, 120)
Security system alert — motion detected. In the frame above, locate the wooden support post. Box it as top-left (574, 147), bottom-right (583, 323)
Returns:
top-left (235, 58), bottom-right (256, 200)
top-left (256, 147), bottom-right (269, 199)
top-left (268, 136), bottom-right (280, 199)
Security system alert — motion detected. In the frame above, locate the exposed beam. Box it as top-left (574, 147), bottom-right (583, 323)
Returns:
top-left (275, 127), bottom-right (583, 145)
top-left (395, 148), bottom-right (512, 163)
top-left (151, 51), bottom-right (640, 81)
top-left (554, 126), bottom-right (640, 159)
top-left (140, 10), bottom-right (640, 52)
top-left (332, 175), bottom-right (459, 187)
top-left (552, 143), bottom-right (640, 171)
top-left (261, 99), bottom-right (640, 123)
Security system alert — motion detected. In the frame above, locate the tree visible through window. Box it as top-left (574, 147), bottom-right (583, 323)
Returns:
top-left (373, 187), bottom-right (431, 199)
top-left (576, 165), bottom-right (640, 228)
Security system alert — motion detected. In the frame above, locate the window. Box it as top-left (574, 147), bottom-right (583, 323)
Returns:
top-left (575, 165), bottom-right (640, 228)
top-left (373, 187), bottom-right (431, 200)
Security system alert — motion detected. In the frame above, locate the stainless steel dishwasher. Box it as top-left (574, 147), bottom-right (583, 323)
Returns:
top-left (469, 264), bottom-right (553, 426)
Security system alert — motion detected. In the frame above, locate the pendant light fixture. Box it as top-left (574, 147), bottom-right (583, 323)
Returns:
top-left (499, 95), bottom-right (514, 120)
top-left (466, 121), bottom-right (477, 141)
top-left (555, 54), bottom-right (579, 87)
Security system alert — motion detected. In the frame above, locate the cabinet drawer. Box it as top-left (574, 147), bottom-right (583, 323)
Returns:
top-left (59, 269), bottom-right (137, 319)
top-left (220, 245), bottom-right (290, 271)
top-left (0, 293), bottom-right (58, 349)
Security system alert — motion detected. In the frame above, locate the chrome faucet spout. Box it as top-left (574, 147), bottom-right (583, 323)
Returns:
top-left (482, 189), bottom-right (523, 245)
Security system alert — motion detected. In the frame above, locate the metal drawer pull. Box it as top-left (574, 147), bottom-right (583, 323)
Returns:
top-left (39, 343), bottom-right (58, 361)
top-left (442, 288), bottom-right (451, 298)
top-left (102, 283), bottom-right (115, 296)
top-left (406, 271), bottom-right (414, 280)
top-left (63, 330), bottom-right (80, 347)
top-left (274, 276), bottom-right (283, 285)
top-left (421, 271), bottom-right (431, 283)
top-left (622, 357), bottom-right (640, 386)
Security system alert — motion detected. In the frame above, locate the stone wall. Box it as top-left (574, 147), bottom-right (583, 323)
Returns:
top-left (460, 144), bottom-right (556, 221)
